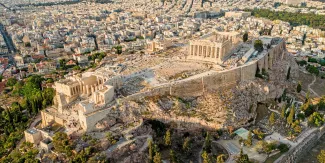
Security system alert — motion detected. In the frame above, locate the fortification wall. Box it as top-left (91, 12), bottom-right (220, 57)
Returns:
top-left (79, 106), bottom-right (113, 132)
top-left (119, 39), bottom-right (286, 102)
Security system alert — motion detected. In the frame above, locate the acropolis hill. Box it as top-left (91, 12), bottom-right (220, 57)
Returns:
top-left (31, 33), bottom-right (297, 142)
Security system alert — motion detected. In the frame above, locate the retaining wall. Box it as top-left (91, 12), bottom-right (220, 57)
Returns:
top-left (119, 39), bottom-right (286, 103)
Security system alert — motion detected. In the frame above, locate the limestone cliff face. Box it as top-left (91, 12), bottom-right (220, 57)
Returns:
top-left (217, 51), bottom-right (299, 127)
top-left (103, 52), bottom-right (299, 130)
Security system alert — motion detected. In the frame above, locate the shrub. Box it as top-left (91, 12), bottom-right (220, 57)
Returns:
top-left (277, 143), bottom-right (289, 153)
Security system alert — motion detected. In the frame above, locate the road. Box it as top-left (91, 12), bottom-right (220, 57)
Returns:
top-left (0, 23), bottom-right (16, 54)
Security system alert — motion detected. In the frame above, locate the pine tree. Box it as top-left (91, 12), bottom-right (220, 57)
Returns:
top-left (216, 154), bottom-right (225, 163)
top-left (281, 106), bottom-right (286, 119)
top-left (170, 150), bottom-right (177, 163)
top-left (287, 67), bottom-right (291, 80)
top-left (236, 148), bottom-right (250, 163)
top-left (164, 129), bottom-right (171, 146)
top-left (269, 112), bottom-right (275, 126)
top-left (306, 91), bottom-right (310, 102)
top-left (153, 152), bottom-right (162, 163)
top-left (245, 131), bottom-right (252, 146)
top-left (183, 137), bottom-right (191, 153)
top-left (148, 140), bottom-right (154, 162)
top-left (287, 107), bottom-right (295, 125)
top-left (204, 132), bottom-right (212, 153)
top-left (202, 150), bottom-right (210, 163)
top-left (317, 150), bottom-right (325, 163)
top-left (243, 33), bottom-right (248, 42)
top-left (297, 82), bottom-right (302, 93)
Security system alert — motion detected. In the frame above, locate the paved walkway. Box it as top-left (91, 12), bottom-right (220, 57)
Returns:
top-left (103, 134), bottom-right (152, 157)
top-left (217, 139), bottom-right (267, 163)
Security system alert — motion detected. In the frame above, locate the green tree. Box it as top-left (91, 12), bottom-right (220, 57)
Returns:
top-left (254, 39), bottom-right (263, 52)
top-left (269, 112), bottom-right (275, 126)
top-left (6, 78), bottom-right (17, 87)
top-left (297, 82), bottom-right (302, 93)
top-left (318, 150), bottom-right (325, 163)
top-left (287, 67), bottom-right (291, 80)
top-left (148, 139), bottom-right (154, 162)
top-left (73, 65), bottom-right (81, 70)
top-left (308, 112), bottom-right (325, 127)
top-left (281, 106), bottom-right (286, 119)
top-left (106, 132), bottom-right (117, 145)
top-left (245, 131), bottom-right (252, 146)
top-left (153, 151), bottom-right (162, 163)
top-left (203, 132), bottom-right (212, 153)
top-left (164, 129), bottom-right (171, 146)
top-left (182, 137), bottom-right (191, 153)
top-left (170, 150), bottom-right (177, 163)
top-left (319, 96), bottom-right (325, 110)
top-left (52, 132), bottom-right (72, 156)
top-left (243, 33), bottom-right (248, 42)
top-left (287, 107), bottom-right (295, 125)
top-left (236, 148), bottom-right (251, 163)
top-left (217, 154), bottom-right (225, 163)
top-left (202, 150), bottom-right (210, 163)
top-left (306, 91), bottom-right (310, 102)
top-left (252, 128), bottom-right (264, 140)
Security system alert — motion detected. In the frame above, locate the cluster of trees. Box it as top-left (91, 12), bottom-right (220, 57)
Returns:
top-left (52, 132), bottom-right (107, 162)
top-left (88, 52), bottom-right (107, 62)
top-left (106, 132), bottom-right (118, 145)
top-left (318, 150), bottom-right (325, 163)
top-left (297, 60), bottom-right (307, 66)
top-left (235, 149), bottom-right (251, 163)
top-left (58, 58), bottom-right (78, 70)
top-left (113, 46), bottom-right (123, 54)
top-left (148, 140), bottom-right (162, 163)
top-left (308, 112), bottom-right (325, 127)
top-left (306, 64), bottom-right (320, 76)
top-left (280, 92), bottom-right (325, 138)
top-left (201, 132), bottom-right (226, 163)
top-left (0, 142), bottom-right (39, 162)
top-left (255, 141), bottom-right (289, 154)
top-left (248, 9), bottom-right (325, 31)
top-left (0, 75), bottom-right (55, 159)
top-left (53, 132), bottom-right (73, 157)
top-left (280, 105), bottom-right (302, 137)
top-left (255, 67), bottom-right (269, 80)
top-left (252, 129), bottom-right (265, 140)
top-left (297, 57), bottom-right (325, 77)
top-left (239, 131), bottom-right (253, 147)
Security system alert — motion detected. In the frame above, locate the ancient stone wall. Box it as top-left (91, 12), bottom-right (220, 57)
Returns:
top-left (79, 106), bottom-right (114, 132)
top-left (119, 39), bottom-right (286, 102)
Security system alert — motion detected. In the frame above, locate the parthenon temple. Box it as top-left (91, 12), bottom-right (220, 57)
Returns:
top-left (188, 32), bottom-right (240, 63)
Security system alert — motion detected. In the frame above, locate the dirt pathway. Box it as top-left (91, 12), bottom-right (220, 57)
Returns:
top-left (308, 75), bottom-right (319, 97)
